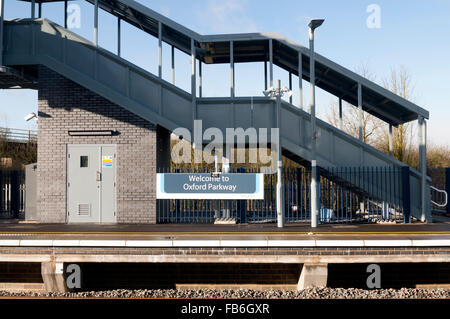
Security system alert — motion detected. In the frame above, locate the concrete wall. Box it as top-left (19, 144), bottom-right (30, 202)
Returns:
top-left (37, 66), bottom-right (169, 224)
top-left (69, 263), bottom-right (301, 291)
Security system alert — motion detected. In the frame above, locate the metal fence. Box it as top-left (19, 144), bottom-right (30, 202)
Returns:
top-left (431, 185), bottom-right (447, 212)
top-left (428, 167), bottom-right (449, 213)
top-left (0, 127), bottom-right (37, 143)
top-left (157, 166), bottom-right (406, 224)
top-left (0, 170), bottom-right (25, 218)
top-left (319, 167), bottom-right (405, 223)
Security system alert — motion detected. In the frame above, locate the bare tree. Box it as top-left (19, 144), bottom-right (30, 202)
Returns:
top-left (327, 64), bottom-right (421, 167)
top-left (327, 63), bottom-right (384, 145)
top-left (328, 64), bottom-right (447, 169)
top-left (376, 66), bottom-right (417, 167)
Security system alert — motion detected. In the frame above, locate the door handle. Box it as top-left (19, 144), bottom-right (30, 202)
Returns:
top-left (96, 171), bottom-right (102, 181)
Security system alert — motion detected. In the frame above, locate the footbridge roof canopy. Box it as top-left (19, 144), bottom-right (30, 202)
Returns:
top-left (18, 0), bottom-right (429, 125)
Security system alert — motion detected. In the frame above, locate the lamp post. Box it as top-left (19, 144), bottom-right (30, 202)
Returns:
top-left (264, 80), bottom-right (292, 228)
top-left (308, 18), bottom-right (324, 228)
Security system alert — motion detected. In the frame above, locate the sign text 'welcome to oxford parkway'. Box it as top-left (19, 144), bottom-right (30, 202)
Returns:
top-left (156, 173), bottom-right (264, 200)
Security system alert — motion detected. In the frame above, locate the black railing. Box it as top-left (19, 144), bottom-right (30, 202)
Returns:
top-left (0, 170), bottom-right (25, 218)
top-left (428, 167), bottom-right (450, 214)
top-left (320, 167), bottom-right (405, 223)
top-left (157, 166), bottom-right (406, 224)
top-left (0, 127), bottom-right (37, 143)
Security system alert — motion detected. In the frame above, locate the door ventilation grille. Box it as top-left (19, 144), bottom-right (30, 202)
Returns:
top-left (78, 204), bottom-right (91, 216)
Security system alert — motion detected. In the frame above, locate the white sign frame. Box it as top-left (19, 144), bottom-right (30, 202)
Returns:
top-left (156, 173), bottom-right (265, 200)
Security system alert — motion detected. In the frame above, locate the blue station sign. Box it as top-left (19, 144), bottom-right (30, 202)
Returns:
top-left (156, 173), bottom-right (264, 199)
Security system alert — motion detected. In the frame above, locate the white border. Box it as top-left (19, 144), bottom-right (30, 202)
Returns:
top-left (0, 239), bottom-right (448, 248)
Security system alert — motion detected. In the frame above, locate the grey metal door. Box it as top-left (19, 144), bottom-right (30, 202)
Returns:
top-left (67, 145), bottom-right (116, 223)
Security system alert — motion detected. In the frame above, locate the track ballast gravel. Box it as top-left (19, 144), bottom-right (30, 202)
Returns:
top-left (0, 288), bottom-right (449, 299)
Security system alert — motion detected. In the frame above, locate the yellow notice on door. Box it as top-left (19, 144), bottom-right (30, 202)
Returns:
top-left (102, 156), bottom-right (113, 167)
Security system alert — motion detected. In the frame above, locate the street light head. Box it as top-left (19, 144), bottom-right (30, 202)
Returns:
top-left (308, 19), bottom-right (325, 31)
top-left (24, 112), bottom-right (37, 122)
top-left (263, 86), bottom-right (275, 97)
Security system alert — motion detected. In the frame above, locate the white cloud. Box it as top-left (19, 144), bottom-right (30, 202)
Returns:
top-left (196, 0), bottom-right (258, 34)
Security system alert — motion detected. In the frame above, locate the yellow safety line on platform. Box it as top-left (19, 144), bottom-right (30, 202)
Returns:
top-left (0, 231), bottom-right (449, 237)
top-left (0, 231), bottom-right (449, 234)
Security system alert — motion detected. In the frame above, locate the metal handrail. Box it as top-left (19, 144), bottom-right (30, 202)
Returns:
top-left (430, 186), bottom-right (448, 208)
top-left (0, 127), bottom-right (37, 143)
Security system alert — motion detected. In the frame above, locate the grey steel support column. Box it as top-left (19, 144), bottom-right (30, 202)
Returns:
top-left (64, 0), bottom-right (68, 28)
top-left (38, 2), bottom-right (42, 18)
top-left (289, 72), bottom-right (293, 104)
top-left (223, 147), bottom-right (231, 219)
top-left (238, 167), bottom-right (248, 223)
top-left (418, 116), bottom-right (427, 222)
top-left (338, 98), bottom-right (343, 130)
top-left (298, 52), bottom-right (303, 109)
top-left (31, 0), bottom-right (35, 19)
top-left (199, 61), bottom-right (202, 97)
top-left (191, 38), bottom-right (197, 145)
top-left (309, 27), bottom-right (318, 228)
top-left (389, 124), bottom-right (393, 156)
top-left (402, 166), bottom-right (411, 223)
top-left (117, 18), bottom-right (121, 56)
top-left (0, 0), bottom-right (4, 66)
top-left (264, 60), bottom-right (268, 90)
top-left (276, 80), bottom-right (285, 228)
top-left (230, 41), bottom-right (235, 97)
top-left (214, 151), bottom-right (220, 219)
top-left (94, 0), bottom-right (98, 47)
top-left (269, 39), bottom-right (273, 88)
top-left (358, 83), bottom-right (363, 141)
top-left (226, 41), bottom-right (235, 220)
top-left (171, 45), bottom-right (175, 85)
top-left (158, 21), bottom-right (162, 78)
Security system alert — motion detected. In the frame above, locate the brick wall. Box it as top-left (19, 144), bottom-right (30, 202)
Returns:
top-left (0, 262), bottom-right (42, 283)
top-left (77, 263), bottom-right (301, 290)
top-left (37, 65), bottom-right (167, 224)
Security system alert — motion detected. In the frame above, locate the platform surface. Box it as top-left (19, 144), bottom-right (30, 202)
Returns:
top-left (0, 219), bottom-right (449, 243)
top-left (0, 220), bottom-right (449, 264)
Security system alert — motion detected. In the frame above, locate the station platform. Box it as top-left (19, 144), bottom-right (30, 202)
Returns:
top-left (0, 220), bottom-right (449, 244)
top-left (0, 220), bottom-right (449, 293)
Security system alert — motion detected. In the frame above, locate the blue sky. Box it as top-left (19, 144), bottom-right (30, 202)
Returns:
top-left (1, 0), bottom-right (449, 145)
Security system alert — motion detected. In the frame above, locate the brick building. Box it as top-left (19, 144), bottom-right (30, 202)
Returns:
top-left (37, 66), bottom-right (170, 224)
